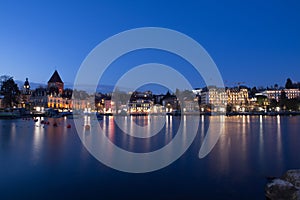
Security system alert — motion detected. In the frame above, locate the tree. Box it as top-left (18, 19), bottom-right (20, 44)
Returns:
top-left (279, 90), bottom-right (288, 110)
top-left (280, 90), bottom-right (287, 100)
top-left (256, 95), bottom-right (268, 107)
top-left (285, 78), bottom-right (293, 89)
top-left (249, 87), bottom-right (258, 98)
top-left (269, 99), bottom-right (278, 109)
top-left (0, 77), bottom-right (20, 108)
top-left (285, 99), bottom-right (298, 111)
top-left (0, 75), bottom-right (10, 88)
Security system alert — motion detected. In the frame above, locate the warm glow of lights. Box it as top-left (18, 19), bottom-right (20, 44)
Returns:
top-left (36, 106), bottom-right (41, 112)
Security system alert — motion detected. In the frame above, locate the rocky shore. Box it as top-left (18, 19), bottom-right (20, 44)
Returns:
top-left (266, 170), bottom-right (300, 200)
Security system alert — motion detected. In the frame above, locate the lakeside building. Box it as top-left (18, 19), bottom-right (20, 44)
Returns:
top-left (95, 96), bottom-right (116, 114)
top-left (192, 88), bottom-right (202, 105)
top-left (201, 86), bottom-right (227, 105)
top-left (48, 70), bottom-right (64, 95)
top-left (226, 86), bottom-right (249, 112)
top-left (30, 70), bottom-right (72, 112)
top-left (153, 94), bottom-right (166, 105)
top-left (200, 86), bottom-right (227, 112)
top-left (11, 70), bottom-right (300, 114)
top-left (182, 99), bottom-right (199, 113)
top-left (30, 87), bottom-right (48, 108)
top-left (161, 91), bottom-right (179, 113)
top-left (104, 98), bottom-right (115, 114)
top-left (262, 88), bottom-right (300, 102)
top-left (246, 91), bottom-right (272, 112)
top-left (20, 78), bottom-right (31, 109)
top-left (47, 70), bottom-right (72, 109)
top-left (284, 88), bottom-right (299, 100)
top-left (128, 91), bottom-right (153, 114)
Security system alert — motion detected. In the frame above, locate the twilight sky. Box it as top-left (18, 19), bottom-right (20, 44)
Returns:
top-left (0, 0), bottom-right (299, 90)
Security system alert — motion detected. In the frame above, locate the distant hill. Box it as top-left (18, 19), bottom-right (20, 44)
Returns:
top-left (15, 80), bottom-right (169, 94)
top-left (15, 80), bottom-right (46, 90)
top-left (15, 80), bottom-right (116, 94)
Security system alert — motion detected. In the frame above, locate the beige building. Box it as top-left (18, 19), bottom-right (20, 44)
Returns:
top-left (227, 87), bottom-right (249, 105)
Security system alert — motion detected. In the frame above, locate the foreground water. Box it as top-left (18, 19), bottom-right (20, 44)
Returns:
top-left (0, 115), bottom-right (299, 199)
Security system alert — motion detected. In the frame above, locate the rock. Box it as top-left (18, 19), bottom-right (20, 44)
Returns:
top-left (266, 179), bottom-right (299, 200)
top-left (283, 170), bottom-right (300, 188)
top-left (266, 170), bottom-right (300, 200)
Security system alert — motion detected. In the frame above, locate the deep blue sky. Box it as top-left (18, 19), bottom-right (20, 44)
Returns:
top-left (0, 0), bottom-right (300, 90)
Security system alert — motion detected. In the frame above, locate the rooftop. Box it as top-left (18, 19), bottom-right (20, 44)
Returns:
top-left (48, 70), bottom-right (63, 83)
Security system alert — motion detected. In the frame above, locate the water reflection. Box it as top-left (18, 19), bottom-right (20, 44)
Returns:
top-left (241, 116), bottom-right (247, 157)
top-left (259, 115), bottom-right (264, 164)
top-left (213, 116), bottom-right (230, 175)
top-left (276, 115), bottom-right (282, 156)
top-left (1, 116), bottom-right (290, 175)
top-left (199, 115), bottom-right (205, 140)
top-left (165, 115), bottom-right (172, 146)
top-left (98, 115), bottom-right (180, 152)
top-left (1, 116), bottom-right (300, 199)
top-left (32, 119), bottom-right (45, 164)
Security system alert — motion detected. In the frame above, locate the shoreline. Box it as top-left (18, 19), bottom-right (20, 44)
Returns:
top-left (1, 111), bottom-right (300, 119)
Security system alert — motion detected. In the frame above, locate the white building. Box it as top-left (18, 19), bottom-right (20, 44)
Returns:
top-left (262, 88), bottom-right (300, 102)
top-left (201, 86), bottom-right (227, 106)
top-left (200, 86), bottom-right (227, 112)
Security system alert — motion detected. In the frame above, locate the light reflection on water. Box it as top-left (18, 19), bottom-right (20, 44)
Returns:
top-left (0, 115), bottom-right (299, 199)
top-left (277, 115), bottom-right (282, 163)
top-left (259, 115), bottom-right (264, 167)
top-left (32, 119), bottom-right (45, 164)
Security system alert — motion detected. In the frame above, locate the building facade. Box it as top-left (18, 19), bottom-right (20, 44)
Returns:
top-left (47, 70), bottom-right (64, 95)
top-left (161, 91), bottom-right (178, 112)
top-left (128, 91), bottom-right (153, 114)
top-left (200, 86), bottom-right (227, 112)
top-left (201, 86), bottom-right (227, 105)
top-left (30, 70), bottom-right (72, 111)
top-left (262, 88), bottom-right (300, 102)
top-left (226, 87), bottom-right (249, 112)
top-left (20, 78), bottom-right (31, 109)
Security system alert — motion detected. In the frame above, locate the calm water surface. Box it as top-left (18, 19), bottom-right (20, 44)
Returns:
top-left (0, 115), bottom-right (300, 199)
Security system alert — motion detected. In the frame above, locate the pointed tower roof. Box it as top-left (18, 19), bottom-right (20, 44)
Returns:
top-left (48, 70), bottom-right (63, 83)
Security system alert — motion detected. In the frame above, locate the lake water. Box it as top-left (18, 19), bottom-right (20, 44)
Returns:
top-left (0, 115), bottom-right (300, 199)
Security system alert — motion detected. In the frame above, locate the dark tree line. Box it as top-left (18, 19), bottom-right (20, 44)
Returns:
top-left (0, 76), bottom-right (20, 108)
top-left (285, 78), bottom-right (300, 89)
